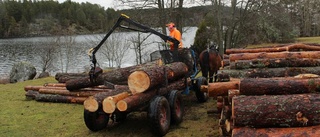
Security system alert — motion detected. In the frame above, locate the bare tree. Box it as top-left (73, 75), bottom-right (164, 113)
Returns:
top-left (84, 33), bottom-right (131, 69)
top-left (37, 37), bottom-right (57, 73)
top-left (100, 33), bottom-right (130, 68)
top-left (129, 32), bottom-right (154, 64)
top-left (54, 34), bottom-right (84, 73)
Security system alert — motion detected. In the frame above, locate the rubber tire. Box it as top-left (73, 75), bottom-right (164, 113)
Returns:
top-left (148, 96), bottom-right (171, 136)
top-left (84, 109), bottom-right (109, 131)
top-left (195, 76), bottom-right (209, 103)
top-left (167, 90), bottom-right (183, 124)
top-left (114, 112), bottom-right (127, 122)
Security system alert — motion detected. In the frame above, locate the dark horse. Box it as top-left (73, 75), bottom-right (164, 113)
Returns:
top-left (192, 45), bottom-right (222, 83)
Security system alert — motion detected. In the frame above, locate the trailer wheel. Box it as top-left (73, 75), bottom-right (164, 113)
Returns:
top-left (168, 90), bottom-right (183, 124)
top-left (148, 96), bottom-right (171, 136)
top-left (195, 76), bottom-right (208, 103)
top-left (114, 112), bottom-right (127, 122)
top-left (84, 109), bottom-right (109, 131)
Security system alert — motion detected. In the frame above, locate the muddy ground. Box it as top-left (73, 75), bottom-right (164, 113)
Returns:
top-left (97, 92), bottom-right (220, 137)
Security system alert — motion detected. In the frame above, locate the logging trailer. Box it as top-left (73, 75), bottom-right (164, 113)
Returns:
top-left (84, 14), bottom-right (208, 136)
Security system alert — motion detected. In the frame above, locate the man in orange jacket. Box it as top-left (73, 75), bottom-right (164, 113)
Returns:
top-left (166, 22), bottom-right (183, 50)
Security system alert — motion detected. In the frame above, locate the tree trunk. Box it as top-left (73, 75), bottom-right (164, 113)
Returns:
top-left (222, 66), bottom-right (320, 78)
top-left (38, 88), bottom-right (107, 97)
top-left (229, 51), bottom-right (320, 62)
top-left (55, 73), bottom-right (88, 83)
top-left (83, 88), bottom-right (130, 112)
top-left (230, 58), bottom-right (320, 69)
top-left (102, 92), bottom-right (131, 114)
top-left (35, 94), bottom-right (87, 104)
top-left (226, 43), bottom-right (320, 54)
top-left (65, 60), bottom-right (162, 90)
top-left (205, 79), bottom-right (240, 97)
top-left (117, 78), bottom-right (186, 112)
top-left (232, 125), bottom-right (320, 137)
top-left (25, 90), bottom-right (39, 99)
top-left (240, 77), bottom-right (320, 95)
top-left (232, 94), bottom-right (320, 127)
top-left (128, 62), bottom-right (188, 94)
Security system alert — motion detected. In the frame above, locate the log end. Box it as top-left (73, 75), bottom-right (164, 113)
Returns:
top-left (128, 71), bottom-right (150, 94)
top-left (116, 100), bottom-right (127, 112)
top-left (102, 98), bottom-right (116, 114)
top-left (83, 96), bottom-right (99, 112)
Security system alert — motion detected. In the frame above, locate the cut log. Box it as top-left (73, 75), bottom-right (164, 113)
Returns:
top-left (228, 89), bottom-right (240, 105)
top-left (38, 89), bottom-right (106, 97)
top-left (204, 79), bottom-right (240, 97)
top-left (216, 72), bottom-right (231, 82)
top-left (128, 62), bottom-right (188, 94)
top-left (24, 85), bottom-right (45, 91)
top-left (43, 83), bottom-right (66, 87)
top-left (55, 73), bottom-right (88, 83)
top-left (226, 43), bottom-right (320, 54)
top-left (222, 66), bottom-right (320, 78)
top-left (240, 77), bottom-right (320, 95)
top-left (229, 51), bottom-right (320, 62)
top-left (230, 58), bottom-right (320, 69)
top-left (24, 84), bottom-right (126, 92)
top-left (34, 94), bottom-right (87, 104)
top-left (117, 78), bottom-right (186, 112)
top-left (232, 125), bottom-right (320, 137)
top-left (83, 88), bottom-right (130, 112)
top-left (66, 60), bottom-right (162, 90)
top-left (25, 90), bottom-right (39, 99)
top-left (232, 94), bottom-right (320, 127)
top-left (102, 92), bottom-right (131, 114)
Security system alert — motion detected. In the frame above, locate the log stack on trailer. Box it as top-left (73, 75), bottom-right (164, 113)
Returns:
top-left (23, 58), bottom-right (198, 136)
top-left (210, 43), bottom-right (320, 136)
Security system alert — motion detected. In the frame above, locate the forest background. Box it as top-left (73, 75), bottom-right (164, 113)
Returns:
top-left (1, 0), bottom-right (320, 53)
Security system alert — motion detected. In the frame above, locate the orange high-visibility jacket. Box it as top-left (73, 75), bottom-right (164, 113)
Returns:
top-left (168, 28), bottom-right (183, 50)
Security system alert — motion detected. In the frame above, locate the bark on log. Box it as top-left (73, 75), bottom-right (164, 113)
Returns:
top-left (24, 84), bottom-right (126, 92)
top-left (229, 51), bottom-right (320, 62)
top-left (25, 90), bottom-right (39, 99)
top-left (102, 92), bottom-right (131, 114)
top-left (43, 83), bottom-right (66, 87)
top-left (35, 94), bottom-right (87, 104)
top-left (232, 94), bottom-right (320, 127)
top-left (232, 125), bottom-right (320, 137)
top-left (230, 58), bottom-right (320, 69)
top-left (55, 73), bottom-right (88, 82)
top-left (66, 60), bottom-right (162, 90)
top-left (240, 77), bottom-right (320, 95)
top-left (128, 62), bottom-right (188, 94)
top-left (24, 86), bottom-right (45, 91)
top-left (117, 78), bottom-right (186, 112)
top-left (205, 79), bottom-right (240, 97)
top-left (222, 67), bottom-right (320, 78)
top-left (226, 43), bottom-right (320, 54)
top-left (83, 88), bottom-right (130, 112)
top-left (38, 89), bottom-right (106, 97)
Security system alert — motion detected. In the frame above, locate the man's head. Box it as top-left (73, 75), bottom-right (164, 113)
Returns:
top-left (166, 22), bottom-right (175, 31)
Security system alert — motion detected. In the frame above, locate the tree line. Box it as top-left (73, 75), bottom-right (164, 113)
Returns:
top-left (1, 0), bottom-right (320, 50)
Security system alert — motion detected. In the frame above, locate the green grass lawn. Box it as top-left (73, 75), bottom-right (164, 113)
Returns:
top-left (0, 77), bottom-right (90, 137)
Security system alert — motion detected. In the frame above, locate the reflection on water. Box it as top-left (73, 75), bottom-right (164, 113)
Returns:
top-left (0, 27), bottom-right (197, 79)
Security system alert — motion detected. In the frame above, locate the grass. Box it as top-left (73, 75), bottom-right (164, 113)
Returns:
top-left (0, 77), bottom-right (220, 137)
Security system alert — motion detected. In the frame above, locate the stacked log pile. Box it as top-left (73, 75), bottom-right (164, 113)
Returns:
top-left (223, 43), bottom-right (320, 78)
top-left (24, 59), bottom-right (189, 116)
top-left (211, 43), bottom-right (320, 136)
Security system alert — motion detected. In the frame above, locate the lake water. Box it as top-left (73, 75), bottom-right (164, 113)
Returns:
top-left (0, 27), bottom-right (197, 79)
